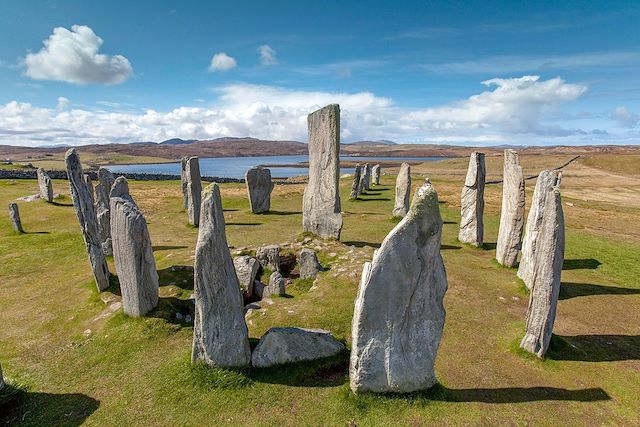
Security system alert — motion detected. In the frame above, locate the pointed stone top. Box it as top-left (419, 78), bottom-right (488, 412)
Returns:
top-left (110, 176), bottom-right (131, 199)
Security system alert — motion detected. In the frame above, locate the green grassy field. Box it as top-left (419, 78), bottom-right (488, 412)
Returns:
top-left (0, 155), bottom-right (639, 426)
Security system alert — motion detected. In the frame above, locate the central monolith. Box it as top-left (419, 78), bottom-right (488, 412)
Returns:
top-left (245, 166), bottom-right (273, 213)
top-left (495, 150), bottom-right (525, 267)
top-left (458, 152), bottom-right (485, 246)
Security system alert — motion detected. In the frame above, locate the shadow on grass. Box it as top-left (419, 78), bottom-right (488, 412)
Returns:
top-left (481, 242), bottom-right (497, 250)
top-left (559, 282), bottom-right (640, 300)
top-left (563, 258), bottom-right (601, 270)
top-left (153, 245), bottom-right (188, 251)
top-left (547, 334), bottom-right (640, 362)
top-left (343, 240), bottom-right (381, 249)
top-left (227, 222), bottom-right (262, 226)
top-left (157, 266), bottom-right (194, 290)
top-left (51, 201), bottom-right (74, 207)
top-left (252, 350), bottom-right (349, 388)
top-left (0, 384), bottom-right (99, 426)
top-left (443, 221), bottom-right (457, 225)
top-left (441, 244), bottom-right (461, 250)
top-left (149, 296), bottom-right (195, 327)
top-left (262, 210), bottom-right (302, 216)
top-left (23, 230), bottom-right (50, 234)
top-left (354, 198), bottom-right (390, 202)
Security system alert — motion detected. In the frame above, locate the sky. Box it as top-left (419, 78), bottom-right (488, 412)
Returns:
top-left (0, 0), bottom-right (639, 147)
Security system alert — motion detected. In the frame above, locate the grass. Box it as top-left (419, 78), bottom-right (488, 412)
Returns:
top-left (1, 153), bottom-right (639, 425)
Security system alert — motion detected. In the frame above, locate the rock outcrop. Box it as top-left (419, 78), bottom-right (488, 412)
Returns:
top-left (233, 255), bottom-right (260, 296)
top-left (350, 181), bottom-right (448, 393)
top-left (372, 164), bottom-right (381, 185)
top-left (392, 162), bottom-right (411, 218)
top-left (299, 248), bottom-right (322, 279)
top-left (36, 168), bottom-right (53, 202)
top-left (302, 104), bottom-right (343, 239)
top-left (65, 149), bottom-right (110, 292)
top-left (350, 164), bottom-right (362, 199)
top-left (185, 157), bottom-right (202, 227)
top-left (256, 245), bottom-right (280, 272)
top-left (495, 150), bottom-right (525, 267)
top-left (9, 202), bottom-right (23, 233)
top-left (458, 152), bottom-right (485, 247)
top-left (192, 183), bottom-right (251, 367)
top-left (251, 327), bottom-right (344, 368)
top-left (95, 168), bottom-right (115, 256)
top-left (245, 166), bottom-right (273, 213)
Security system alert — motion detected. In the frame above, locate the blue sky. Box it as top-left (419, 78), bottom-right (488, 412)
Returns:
top-left (0, 0), bottom-right (639, 146)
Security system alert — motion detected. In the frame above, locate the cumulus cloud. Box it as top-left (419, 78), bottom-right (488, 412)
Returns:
top-left (208, 53), bottom-right (237, 72)
top-left (0, 76), bottom-right (609, 147)
top-left (258, 45), bottom-right (278, 66)
top-left (56, 97), bottom-right (70, 109)
top-left (24, 25), bottom-right (133, 85)
top-left (612, 106), bottom-right (639, 128)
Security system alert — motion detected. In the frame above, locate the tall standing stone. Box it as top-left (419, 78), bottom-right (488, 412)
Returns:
top-left (65, 149), bottom-right (110, 292)
top-left (520, 187), bottom-right (564, 357)
top-left (185, 157), bottom-right (202, 227)
top-left (180, 157), bottom-right (188, 209)
top-left (9, 202), bottom-right (23, 233)
top-left (36, 168), bottom-right (54, 202)
top-left (350, 164), bottom-right (362, 200)
top-left (95, 168), bottom-right (115, 256)
top-left (350, 181), bottom-right (448, 393)
top-left (192, 183), bottom-right (251, 367)
top-left (110, 192), bottom-right (159, 317)
top-left (84, 174), bottom-right (95, 202)
top-left (392, 163), bottom-right (411, 218)
top-left (458, 152), bottom-right (485, 247)
top-left (245, 166), bottom-right (273, 213)
top-left (363, 163), bottom-right (371, 191)
top-left (518, 170), bottom-right (562, 289)
top-left (495, 150), bottom-right (525, 267)
top-left (372, 164), bottom-right (381, 186)
top-left (302, 104), bottom-right (343, 239)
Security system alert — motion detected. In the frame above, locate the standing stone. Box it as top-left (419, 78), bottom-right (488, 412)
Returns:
top-left (110, 194), bottom-right (159, 317)
top-left (350, 164), bottom-right (362, 199)
top-left (256, 245), bottom-right (280, 272)
top-left (495, 150), bottom-right (525, 267)
top-left (265, 271), bottom-right (286, 297)
top-left (95, 168), bottom-right (115, 256)
top-left (363, 163), bottom-right (371, 191)
top-left (358, 171), bottom-right (367, 195)
top-left (299, 248), bottom-right (322, 279)
top-left (9, 203), bottom-right (23, 233)
top-left (233, 255), bottom-right (260, 297)
top-left (520, 187), bottom-right (565, 358)
top-left (84, 174), bottom-right (95, 203)
top-left (245, 166), bottom-right (273, 213)
top-left (192, 183), bottom-right (251, 367)
top-left (180, 157), bottom-right (188, 209)
top-left (372, 164), bottom-right (381, 186)
top-left (110, 176), bottom-right (133, 201)
top-left (518, 170), bottom-right (562, 289)
top-left (302, 104), bottom-right (343, 239)
top-left (458, 152), bottom-right (486, 247)
top-left (65, 149), bottom-right (110, 292)
top-left (392, 163), bottom-right (411, 218)
top-left (36, 168), bottom-right (53, 202)
top-left (185, 157), bottom-right (202, 227)
top-left (350, 181), bottom-right (448, 393)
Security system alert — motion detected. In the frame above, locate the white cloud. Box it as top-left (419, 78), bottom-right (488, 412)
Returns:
top-left (24, 25), bottom-right (133, 85)
top-left (257, 45), bottom-right (278, 66)
top-left (0, 76), bottom-right (621, 147)
top-left (208, 53), bottom-right (237, 72)
top-left (56, 97), bottom-right (70, 109)
top-left (612, 107), bottom-right (639, 128)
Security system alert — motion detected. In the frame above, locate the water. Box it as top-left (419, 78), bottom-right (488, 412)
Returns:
top-left (106, 155), bottom-right (445, 179)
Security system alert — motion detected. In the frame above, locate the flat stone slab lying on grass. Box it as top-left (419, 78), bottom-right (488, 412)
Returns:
top-left (251, 327), bottom-right (344, 368)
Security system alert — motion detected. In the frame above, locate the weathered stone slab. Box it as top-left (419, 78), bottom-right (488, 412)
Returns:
top-left (520, 186), bottom-right (564, 358)
top-left (363, 163), bottom-right (371, 191)
top-left (65, 149), bottom-right (110, 292)
top-left (95, 168), bottom-right (115, 256)
top-left (245, 167), bottom-right (273, 213)
top-left (267, 271), bottom-right (286, 297)
top-left (517, 170), bottom-right (562, 289)
top-left (109, 176), bottom-right (133, 201)
top-left (180, 157), bottom-right (188, 209)
top-left (37, 168), bottom-right (53, 202)
top-left (84, 174), bottom-right (94, 202)
top-left (392, 162), bottom-right (411, 218)
top-left (192, 183), bottom-right (251, 367)
top-left (251, 327), bottom-right (345, 368)
top-left (299, 248), bottom-right (322, 279)
top-left (350, 181), bottom-right (448, 393)
top-left (185, 157), bottom-right (202, 227)
top-left (372, 164), bottom-right (381, 185)
top-left (110, 195), bottom-right (159, 317)
top-left (458, 152), bottom-right (485, 246)
top-left (302, 104), bottom-right (343, 239)
top-left (256, 245), bottom-right (280, 272)
top-left (350, 164), bottom-right (362, 199)
top-left (233, 255), bottom-right (259, 296)
top-left (496, 150), bottom-right (525, 267)
top-left (9, 202), bottom-right (23, 233)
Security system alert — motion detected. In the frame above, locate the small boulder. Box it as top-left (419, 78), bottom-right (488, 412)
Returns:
top-left (256, 245), bottom-right (280, 272)
top-left (233, 255), bottom-right (260, 296)
top-left (266, 271), bottom-right (286, 297)
top-left (299, 248), bottom-right (322, 279)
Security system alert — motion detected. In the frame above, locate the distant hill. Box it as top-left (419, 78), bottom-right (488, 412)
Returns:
top-left (349, 139), bottom-right (398, 146)
top-left (159, 138), bottom-right (197, 145)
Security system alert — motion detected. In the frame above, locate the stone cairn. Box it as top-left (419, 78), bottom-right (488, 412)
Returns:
top-left (192, 183), bottom-right (251, 367)
top-left (350, 180), bottom-right (448, 393)
top-left (458, 152), bottom-right (485, 247)
top-left (245, 166), bottom-right (274, 213)
top-left (350, 163), bottom-right (362, 200)
top-left (302, 104), bottom-right (343, 239)
top-left (520, 182), bottom-right (565, 358)
top-left (495, 150), bottom-right (525, 267)
top-left (65, 149), bottom-right (110, 292)
top-left (95, 167), bottom-right (115, 256)
top-left (110, 178), bottom-right (159, 317)
top-left (183, 156), bottom-right (202, 226)
top-left (518, 170), bottom-right (563, 290)
top-left (36, 168), bottom-right (53, 202)
top-left (372, 164), bottom-right (381, 186)
top-left (392, 162), bottom-right (411, 218)
top-left (9, 202), bottom-right (23, 233)
top-left (180, 157), bottom-right (188, 208)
